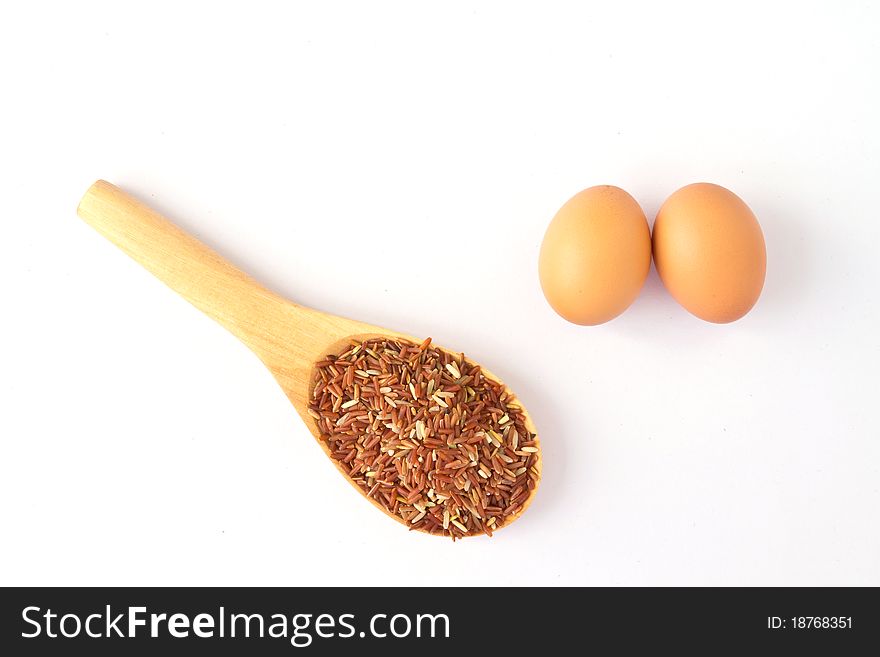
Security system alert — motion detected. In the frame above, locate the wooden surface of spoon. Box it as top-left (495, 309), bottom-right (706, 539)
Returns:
top-left (76, 180), bottom-right (541, 536)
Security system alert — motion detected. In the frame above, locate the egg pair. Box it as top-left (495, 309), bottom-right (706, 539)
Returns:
top-left (539, 183), bottom-right (766, 325)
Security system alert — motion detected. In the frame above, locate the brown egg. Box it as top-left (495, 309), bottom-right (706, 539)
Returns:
top-left (539, 185), bottom-right (651, 325)
top-left (652, 183), bottom-right (766, 323)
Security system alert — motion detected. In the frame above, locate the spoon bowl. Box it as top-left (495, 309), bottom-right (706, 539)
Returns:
top-left (77, 180), bottom-right (541, 536)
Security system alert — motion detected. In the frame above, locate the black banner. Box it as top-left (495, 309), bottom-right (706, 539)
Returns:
top-left (1, 587), bottom-right (875, 654)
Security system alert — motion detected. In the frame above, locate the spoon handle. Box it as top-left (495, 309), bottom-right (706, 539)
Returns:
top-left (77, 180), bottom-right (293, 360)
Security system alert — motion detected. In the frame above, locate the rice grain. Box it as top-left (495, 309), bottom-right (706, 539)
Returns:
top-left (308, 337), bottom-right (539, 539)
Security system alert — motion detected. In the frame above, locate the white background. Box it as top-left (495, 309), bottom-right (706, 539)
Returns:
top-left (1, 1), bottom-right (878, 586)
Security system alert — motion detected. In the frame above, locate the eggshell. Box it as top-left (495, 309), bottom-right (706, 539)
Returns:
top-left (539, 185), bottom-right (651, 325)
top-left (652, 183), bottom-right (766, 323)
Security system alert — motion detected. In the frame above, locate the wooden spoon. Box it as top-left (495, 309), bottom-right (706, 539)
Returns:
top-left (76, 180), bottom-right (541, 536)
